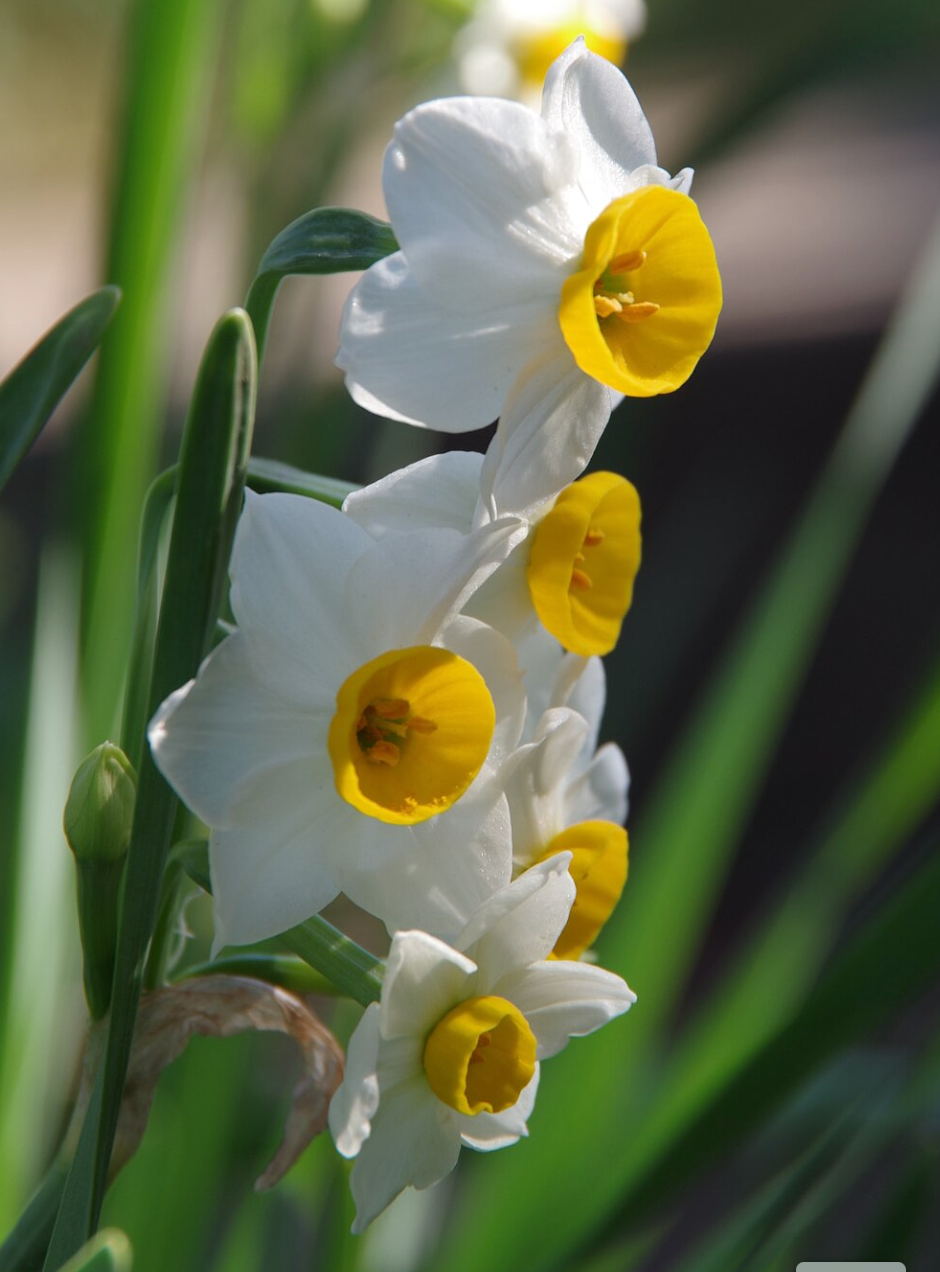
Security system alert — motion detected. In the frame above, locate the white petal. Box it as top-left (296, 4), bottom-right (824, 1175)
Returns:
top-left (440, 614), bottom-right (526, 761)
top-left (465, 541), bottom-right (538, 648)
top-left (563, 741), bottom-right (630, 826)
top-left (345, 522), bottom-right (523, 651)
top-left (495, 959), bottom-right (636, 1059)
top-left (502, 709), bottom-right (592, 863)
top-left (477, 355), bottom-right (610, 523)
top-left (208, 759), bottom-right (345, 950)
top-left (456, 856), bottom-right (574, 988)
top-left (329, 1004), bottom-right (381, 1157)
top-left (456, 1064), bottom-right (540, 1151)
top-left (147, 634), bottom-right (321, 826)
top-left (229, 491), bottom-right (373, 695)
top-left (540, 40), bottom-right (658, 219)
top-left (384, 96), bottom-right (579, 308)
top-left (343, 451), bottom-right (483, 538)
top-left (349, 1076), bottom-right (460, 1233)
top-left (343, 790), bottom-right (513, 942)
top-left (566, 655), bottom-right (607, 751)
top-left (381, 931), bottom-right (477, 1041)
top-left (337, 253), bottom-right (561, 432)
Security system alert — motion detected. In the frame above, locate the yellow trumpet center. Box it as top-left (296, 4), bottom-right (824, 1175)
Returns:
top-left (328, 646), bottom-right (494, 825)
top-left (535, 821), bottom-right (629, 960)
top-left (559, 185), bottom-right (722, 397)
top-left (423, 995), bottom-right (536, 1116)
top-left (515, 23), bottom-right (627, 88)
top-left (526, 470), bottom-right (641, 656)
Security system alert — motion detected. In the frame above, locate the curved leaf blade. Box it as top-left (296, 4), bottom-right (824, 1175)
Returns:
top-left (0, 287), bottom-right (120, 492)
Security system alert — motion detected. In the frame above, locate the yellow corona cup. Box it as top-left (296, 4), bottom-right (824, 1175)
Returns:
top-left (424, 995), bottom-right (537, 1115)
top-left (559, 184), bottom-right (722, 397)
top-left (527, 470), bottom-right (641, 656)
top-left (329, 646), bottom-right (494, 825)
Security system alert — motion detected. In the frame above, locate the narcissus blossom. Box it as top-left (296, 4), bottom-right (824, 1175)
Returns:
top-left (344, 384), bottom-right (642, 660)
top-left (457, 0), bottom-right (647, 99)
top-left (148, 491), bottom-right (527, 948)
top-left (337, 39), bottom-right (721, 435)
top-left (328, 856), bottom-right (635, 1230)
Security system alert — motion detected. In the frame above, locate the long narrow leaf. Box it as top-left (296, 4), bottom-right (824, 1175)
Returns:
top-left (0, 288), bottom-right (120, 492)
top-left (44, 311), bottom-right (256, 1269)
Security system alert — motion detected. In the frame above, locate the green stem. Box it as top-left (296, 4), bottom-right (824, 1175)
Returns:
top-left (243, 274), bottom-right (281, 367)
top-left (176, 953), bottom-right (337, 998)
top-left (279, 917), bottom-right (383, 1008)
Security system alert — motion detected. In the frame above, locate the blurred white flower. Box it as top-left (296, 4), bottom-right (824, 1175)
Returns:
top-left (456, 0), bottom-right (646, 100)
top-left (337, 39), bottom-right (721, 436)
top-left (148, 491), bottom-right (527, 948)
top-left (328, 856), bottom-right (635, 1231)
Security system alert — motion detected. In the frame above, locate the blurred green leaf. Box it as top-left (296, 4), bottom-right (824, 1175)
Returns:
top-left (45, 311), bottom-right (256, 1269)
top-left (78, 0), bottom-right (226, 747)
top-left (245, 207), bottom-right (398, 359)
top-left (612, 840), bottom-right (940, 1232)
top-left (0, 288), bottom-right (120, 493)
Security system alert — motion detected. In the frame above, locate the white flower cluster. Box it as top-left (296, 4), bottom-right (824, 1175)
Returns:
top-left (149, 40), bottom-right (721, 1231)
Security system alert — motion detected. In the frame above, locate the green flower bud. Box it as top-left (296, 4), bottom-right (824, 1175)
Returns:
top-left (64, 743), bottom-right (137, 1019)
top-left (64, 742), bottom-right (137, 865)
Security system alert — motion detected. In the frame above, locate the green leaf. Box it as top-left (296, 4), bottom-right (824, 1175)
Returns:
top-left (44, 310), bottom-right (256, 1270)
top-left (245, 207), bottom-right (398, 360)
top-left (0, 288), bottom-right (120, 493)
top-left (77, 0), bottom-right (226, 748)
top-left (612, 840), bottom-right (940, 1232)
top-left (247, 456), bottom-right (358, 507)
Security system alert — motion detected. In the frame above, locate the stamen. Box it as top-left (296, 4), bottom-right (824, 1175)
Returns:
top-left (469, 1033), bottom-right (491, 1064)
top-left (584, 527), bottom-right (605, 547)
top-left (594, 294), bottom-right (622, 319)
top-left (570, 567), bottom-right (593, 591)
top-left (407, 716), bottom-right (437, 735)
top-left (372, 698), bottom-right (409, 719)
top-left (369, 740), bottom-right (400, 766)
top-left (616, 301), bottom-right (660, 323)
top-left (609, 249), bottom-right (647, 274)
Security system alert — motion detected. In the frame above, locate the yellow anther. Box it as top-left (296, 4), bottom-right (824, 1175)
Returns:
top-left (570, 567), bottom-right (593, 591)
top-left (616, 301), bottom-right (660, 323)
top-left (407, 716), bottom-right (437, 735)
top-left (368, 740), bottom-right (401, 767)
top-left (372, 698), bottom-right (409, 719)
top-left (594, 294), bottom-right (622, 319)
top-left (609, 249), bottom-right (647, 274)
top-left (584, 527), bottom-right (605, 547)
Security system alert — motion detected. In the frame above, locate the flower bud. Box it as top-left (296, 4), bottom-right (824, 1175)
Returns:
top-left (64, 742), bottom-right (137, 865)
top-left (64, 743), bottom-right (137, 1019)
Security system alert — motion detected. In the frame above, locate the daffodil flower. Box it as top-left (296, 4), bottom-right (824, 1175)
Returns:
top-left (344, 377), bottom-right (642, 659)
top-left (148, 491), bottom-right (528, 948)
top-left (328, 856), bottom-right (635, 1231)
top-left (336, 39), bottom-right (721, 437)
top-left (457, 0), bottom-right (647, 100)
